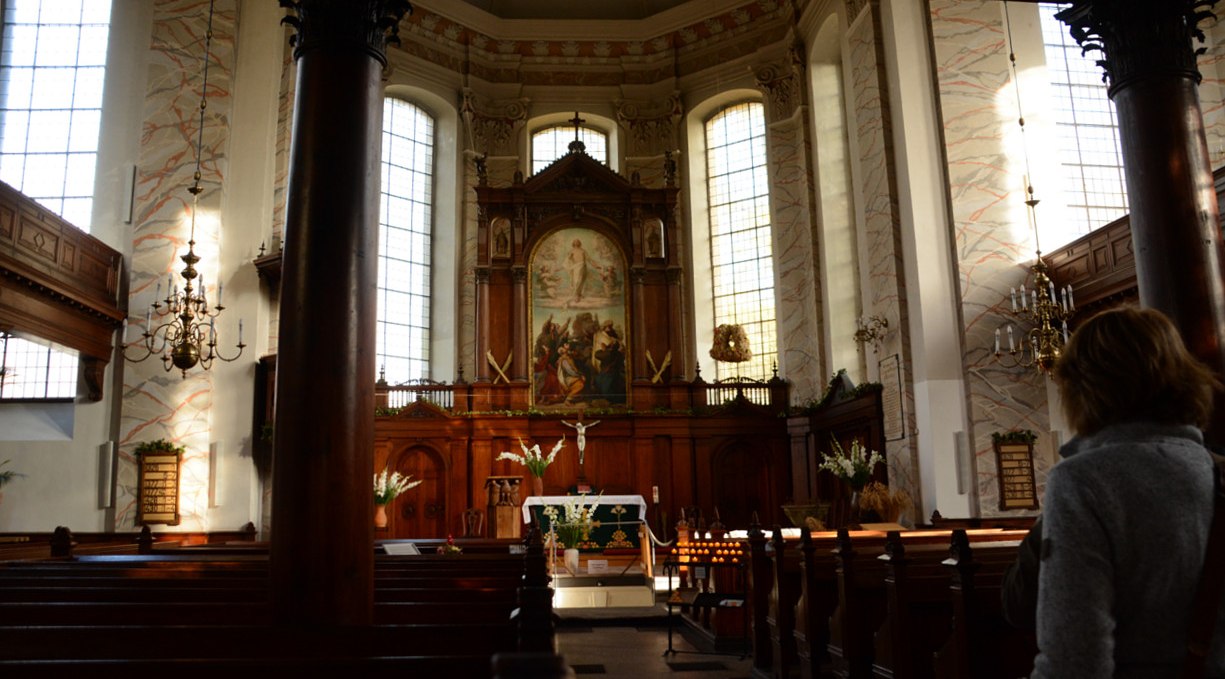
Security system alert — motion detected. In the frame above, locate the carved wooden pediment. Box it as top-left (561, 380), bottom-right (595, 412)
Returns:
top-left (526, 150), bottom-right (633, 197)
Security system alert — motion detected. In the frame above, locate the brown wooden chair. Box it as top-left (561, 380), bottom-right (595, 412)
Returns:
top-left (462, 508), bottom-right (485, 538)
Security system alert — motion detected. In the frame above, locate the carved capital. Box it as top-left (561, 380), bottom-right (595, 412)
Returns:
top-left (279, 0), bottom-right (412, 65)
top-left (475, 267), bottom-right (490, 284)
top-left (754, 59), bottom-right (802, 121)
top-left (615, 93), bottom-right (683, 157)
top-left (462, 88), bottom-right (530, 156)
top-left (1055, 0), bottom-right (1219, 90)
top-left (512, 266), bottom-right (528, 283)
top-left (845, 0), bottom-right (869, 23)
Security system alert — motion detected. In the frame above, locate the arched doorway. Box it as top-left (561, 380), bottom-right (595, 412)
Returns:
top-left (388, 445), bottom-right (448, 539)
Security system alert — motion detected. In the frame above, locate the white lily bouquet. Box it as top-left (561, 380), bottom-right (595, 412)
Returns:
top-left (541, 492), bottom-right (602, 549)
top-left (497, 436), bottom-right (565, 478)
top-left (373, 467), bottom-right (422, 505)
top-left (817, 437), bottom-right (883, 490)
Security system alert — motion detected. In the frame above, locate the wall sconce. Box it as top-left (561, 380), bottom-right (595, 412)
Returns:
top-left (853, 315), bottom-right (889, 351)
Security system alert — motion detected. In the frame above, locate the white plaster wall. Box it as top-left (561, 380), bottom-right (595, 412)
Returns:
top-left (879, 0), bottom-right (971, 519)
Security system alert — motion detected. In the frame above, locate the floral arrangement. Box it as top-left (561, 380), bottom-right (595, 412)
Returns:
top-left (817, 436), bottom-right (883, 490)
top-left (134, 438), bottom-right (185, 456)
top-left (541, 492), bottom-right (602, 549)
top-left (436, 534), bottom-right (462, 555)
top-left (373, 467), bottom-right (422, 505)
top-left (710, 323), bottom-right (752, 363)
top-left (859, 481), bottom-right (912, 522)
top-left (0, 459), bottom-right (22, 489)
top-left (496, 436), bottom-right (565, 478)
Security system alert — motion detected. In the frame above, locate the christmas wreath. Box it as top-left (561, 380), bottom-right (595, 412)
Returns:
top-left (710, 323), bottom-right (752, 363)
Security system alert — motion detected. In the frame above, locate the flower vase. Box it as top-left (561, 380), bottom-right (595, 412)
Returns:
top-left (564, 547), bottom-right (580, 575)
top-left (374, 503), bottom-right (389, 529)
top-left (531, 476), bottom-right (544, 498)
top-left (847, 487), bottom-right (863, 527)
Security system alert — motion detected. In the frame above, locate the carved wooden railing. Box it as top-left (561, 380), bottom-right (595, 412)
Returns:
top-left (373, 374), bottom-right (790, 415)
top-left (0, 180), bottom-right (124, 400)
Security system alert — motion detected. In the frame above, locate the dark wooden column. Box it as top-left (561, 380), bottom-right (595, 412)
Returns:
top-left (512, 266), bottom-right (528, 381)
top-left (1058, 1), bottom-right (1225, 439)
top-left (271, 0), bottom-right (410, 627)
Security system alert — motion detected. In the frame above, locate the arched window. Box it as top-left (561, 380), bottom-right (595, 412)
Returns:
top-left (531, 123), bottom-right (607, 174)
top-left (705, 101), bottom-right (775, 381)
top-left (377, 98), bottom-right (434, 384)
top-left (1038, 2), bottom-right (1127, 249)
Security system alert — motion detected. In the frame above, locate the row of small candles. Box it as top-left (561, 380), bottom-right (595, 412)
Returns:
top-left (671, 539), bottom-right (744, 565)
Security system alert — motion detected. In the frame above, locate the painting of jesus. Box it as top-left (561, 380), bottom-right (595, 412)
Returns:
top-left (530, 227), bottom-right (628, 409)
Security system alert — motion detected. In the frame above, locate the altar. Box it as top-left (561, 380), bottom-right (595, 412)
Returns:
top-left (522, 494), bottom-right (648, 551)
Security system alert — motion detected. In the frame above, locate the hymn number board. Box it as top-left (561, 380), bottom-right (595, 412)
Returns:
top-left (138, 451), bottom-right (181, 526)
top-left (994, 440), bottom-right (1038, 511)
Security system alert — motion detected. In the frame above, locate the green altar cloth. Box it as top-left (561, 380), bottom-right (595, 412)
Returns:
top-left (522, 494), bottom-right (647, 552)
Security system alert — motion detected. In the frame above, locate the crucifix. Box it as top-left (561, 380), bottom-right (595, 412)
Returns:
top-left (567, 111), bottom-right (588, 154)
top-left (569, 111), bottom-right (585, 142)
top-left (561, 417), bottom-right (600, 493)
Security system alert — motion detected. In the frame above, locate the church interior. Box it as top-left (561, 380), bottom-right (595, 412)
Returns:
top-left (1, 0), bottom-right (1223, 675)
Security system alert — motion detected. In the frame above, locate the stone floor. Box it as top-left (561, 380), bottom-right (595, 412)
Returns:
top-left (555, 606), bottom-right (754, 679)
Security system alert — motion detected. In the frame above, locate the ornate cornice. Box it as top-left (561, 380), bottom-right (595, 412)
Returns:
top-left (461, 88), bottom-right (529, 156)
top-left (279, 0), bottom-right (412, 65)
top-left (1055, 0), bottom-right (1218, 90)
top-left (615, 93), bottom-right (683, 157)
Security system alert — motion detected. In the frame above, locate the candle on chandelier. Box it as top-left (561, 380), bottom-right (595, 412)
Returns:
top-left (1021, 285), bottom-right (1028, 310)
top-left (155, 280), bottom-right (161, 303)
top-left (238, 319), bottom-right (244, 346)
top-left (145, 306), bottom-right (151, 328)
top-left (199, 274), bottom-right (207, 305)
top-left (1007, 325), bottom-right (1015, 353)
top-left (1010, 287), bottom-right (1017, 312)
top-left (210, 318), bottom-right (216, 344)
top-left (1060, 287), bottom-right (1068, 313)
top-left (216, 282), bottom-right (223, 308)
top-left (994, 328), bottom-right (1001, 354)
top-left (1031, 289), bottom-right (1037, 310)
top-left (1062, 319), bottom-right (1069, 343)
top-left (1066, 285), bottom-right (1074, 310)
top-left (1048, 281), bottom-right (1056, 302)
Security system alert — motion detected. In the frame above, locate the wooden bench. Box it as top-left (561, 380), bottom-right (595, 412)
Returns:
top-left (0, 526), bottom-right (558, 675)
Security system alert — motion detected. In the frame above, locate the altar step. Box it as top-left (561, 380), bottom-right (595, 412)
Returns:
top-left (552, 567), bottom-right (655, 609)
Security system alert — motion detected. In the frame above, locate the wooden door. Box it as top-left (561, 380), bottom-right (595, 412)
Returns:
top-left (711, 442), bottom-right (765, 529)
top-left (388, 445), bottom-right (447, 539)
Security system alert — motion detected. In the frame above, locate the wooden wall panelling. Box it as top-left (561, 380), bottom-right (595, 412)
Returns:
top-left (0, 182), bottom-right (124, 400)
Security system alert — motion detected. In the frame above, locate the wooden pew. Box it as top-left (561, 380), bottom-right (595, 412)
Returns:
top-left (932, 531), bottom-right (1036, 679)
top-left (0, 526), bottom-right (558, 674)
top-left (871, 531), bottom-right (1023, 679)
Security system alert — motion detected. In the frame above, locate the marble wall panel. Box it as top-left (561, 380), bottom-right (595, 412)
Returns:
top-left (765, 113), bottom-right (824, 403)
top-left (1198, 18), bottom-right (1225, 169)
top-left (929, 0), bottom-right (1051, 517)
top-left (118, 0), bottom-right (239, 530)
top-left (847, 7), bottom-right (919, 514)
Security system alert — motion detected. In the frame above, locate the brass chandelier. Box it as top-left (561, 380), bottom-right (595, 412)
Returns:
top-left (126, 0), bottom-right (244, 377)
top-left (994, 2), bottom-right (1074, 377)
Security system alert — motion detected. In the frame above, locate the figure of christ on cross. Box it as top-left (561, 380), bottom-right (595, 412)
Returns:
top-left (560, 419), bottom-right (601, 466)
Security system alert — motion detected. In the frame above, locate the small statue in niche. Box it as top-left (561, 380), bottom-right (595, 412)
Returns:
top-left (644, 218), bottom-right (664, 259)
top-left (475, 152), bottom-right (488, 186)
top-left (491, 217), bottom-right (510, 258)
